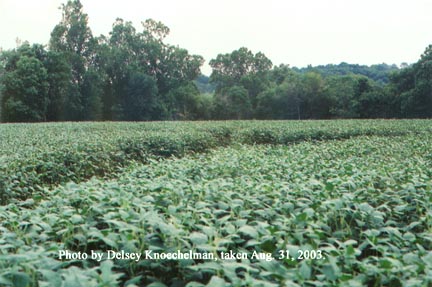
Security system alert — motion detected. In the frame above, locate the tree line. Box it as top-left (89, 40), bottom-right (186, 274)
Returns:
top-left (0, 0), bottom-right (431, 122)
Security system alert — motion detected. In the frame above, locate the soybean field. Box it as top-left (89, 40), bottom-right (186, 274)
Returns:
top-left (0, 120), bottom-right (431, 286)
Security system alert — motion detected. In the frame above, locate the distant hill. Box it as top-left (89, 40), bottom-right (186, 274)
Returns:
top-left (292, 62), bottom-right (400, 84)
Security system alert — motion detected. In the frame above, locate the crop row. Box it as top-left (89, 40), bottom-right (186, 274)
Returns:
top-left (1, 133), bottom-right (431, 286)
top-left (1, 120), bottom-right (431, 204)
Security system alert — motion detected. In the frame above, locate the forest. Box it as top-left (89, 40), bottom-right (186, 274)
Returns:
top-left (0, 0), bottom-right (432, 122)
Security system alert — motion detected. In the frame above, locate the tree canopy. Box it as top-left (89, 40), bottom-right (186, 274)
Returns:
top-left (0, 0), bottom-right (431, 122)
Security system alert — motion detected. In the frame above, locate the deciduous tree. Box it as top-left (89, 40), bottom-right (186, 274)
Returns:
top-left (1, 50), bottom-right (49, 122)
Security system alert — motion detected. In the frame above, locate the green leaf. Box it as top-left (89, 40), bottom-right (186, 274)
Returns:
top-left (299, 261), bottom-right (311, 279)
top-left (100, 260), bottom-right (122, 284)
top-left (124, 276), bottom-right (143, 286)
top-left (9, 272), bottom-right (30, 287)
top-left (238, 225), bottom-right (258, 239)
top-left (321, 257), bottom-right (341, 281)
top-left (189, 232), bottom-right (208, 245)
top-left (421, 252), bottom-right (432, 267)
top-left (0, 275), bottom-right (12, 286)
top-left (325, 182), bottom-right (335, 191)
top-left (70, 214), bottom-right (83, 224)
top-left (39, 270), bottom-right (62, 287)
top-left (206, 276), bottom-right (227, 287)
top-left (63, 267), bottom-right (92, 287)
top-left (147, 282), bottom-right (168, 287)
top-left (185, 282), bottom-right (206, 287)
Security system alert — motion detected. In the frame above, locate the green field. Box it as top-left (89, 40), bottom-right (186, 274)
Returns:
top-left (0, 120), bottom-right (431, 286)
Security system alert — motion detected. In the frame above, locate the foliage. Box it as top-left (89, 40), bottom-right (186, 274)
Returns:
top-left (1, 120), bottom-right (431, 205)
top-left (0, 1), bottom-right (205, 123)
top-left (390, 45), bottom-right (432, 118)
top-left (0, 122), bottom-right (228, 204)
top-left (293, 62), bottom-right (400, 84)
top-left (256, 68), bottom-right (393, 120)
top-left (49, 0), bottom-right (100, 121)
top-left (0, 121), bottom-right (431, 286)
top-left (209, 47), bottom-right (272, 89)
top-left (209, 47), bottom-right (272, 119)
top-left (44, 51), bottom-right (72, 121)
top-left (0, 44), bottom-right (49, 122)
top-left (0, 0), bottom-right (432, 121)
top-left (256, 71), bottom-right (306, 120)
top-left (97, 17), bottom-right (204, 121)
top-left (212, 86), bottom-right (252, 120)
top-left (122, 72), bottom-right (159, 121)
top-left (194, 74), bottom-right (216, 94)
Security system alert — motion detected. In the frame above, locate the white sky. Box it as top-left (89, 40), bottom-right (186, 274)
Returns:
top-left (1, 0), bottom-right (431, 75)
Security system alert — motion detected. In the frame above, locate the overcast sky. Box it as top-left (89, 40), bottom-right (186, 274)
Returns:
top-left (1, 0), bottom-right (431, 75)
